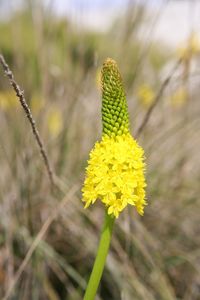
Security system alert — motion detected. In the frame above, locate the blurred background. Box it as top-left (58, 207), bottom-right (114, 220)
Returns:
top-left (0, 0), bottom-right (200, 299)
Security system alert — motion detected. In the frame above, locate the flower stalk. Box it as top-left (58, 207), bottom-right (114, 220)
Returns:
top-left (83, 211), bottom-right (115, 300)
top-left (82, 58), bottom-right (147, 299)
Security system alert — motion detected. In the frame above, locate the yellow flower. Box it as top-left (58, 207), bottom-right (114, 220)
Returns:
top-left (177, 46), bottom-right (190, 61)
top-left (137, 84), bottom-right (155, 107)
top-left (170, 87), bottom-right (188, 108)
top-left (47, 107), bottom-right (63, 137)
top-left (82, 58), bottom-right (147, 218)
top-left (189, 32), bottom-right (200, 54)
top-left (0, 90), bottom-right (18, 111)
top-left (82, 133), bottom-right (146, 218)
top-left (176, 32), bottom-right (200, 60)
top-left (30, 94), bottom-right (45, 113)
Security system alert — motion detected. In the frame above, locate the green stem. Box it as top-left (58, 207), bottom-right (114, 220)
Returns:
top-left (83, 211), bottom-right (115, 300)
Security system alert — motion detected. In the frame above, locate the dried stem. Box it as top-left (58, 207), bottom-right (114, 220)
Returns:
top-left (0, 54), bottom-right (54, 186)
top-left (135, 59), bottom-right (182, 138)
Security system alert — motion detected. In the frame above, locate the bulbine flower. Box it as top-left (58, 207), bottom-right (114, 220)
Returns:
top-left (47, 106), bottom-right (63, 138)
top-left (82, 58), bottom-right (146, 218)
top-left (170, 86), bottom-right (188, 108)
top-left (137, 83), bottom-right (155, 108)
top-left (0, 90), bottom-right (18, 111)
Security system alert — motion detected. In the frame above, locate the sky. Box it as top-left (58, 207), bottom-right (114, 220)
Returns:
top-left (1, 0), bottom-right (200, 48)
top-left (152, 0), bottom-right (200, 46)
top-left (49, 0), bottom-right (200, 47)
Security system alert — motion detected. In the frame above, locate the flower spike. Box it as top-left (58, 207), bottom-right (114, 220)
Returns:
top-left (82, 58), bottom-right (147, 218)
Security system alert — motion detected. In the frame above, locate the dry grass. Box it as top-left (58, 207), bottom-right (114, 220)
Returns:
top-left (0, 2), bottom-right (200, 300)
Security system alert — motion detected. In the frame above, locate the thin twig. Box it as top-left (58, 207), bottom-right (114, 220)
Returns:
top-left (135, 59), bottom-right (182, 138)
top-left (2, 184), bottom-right (78, 300)
top-left (0, 54), bottom-right (54, 186)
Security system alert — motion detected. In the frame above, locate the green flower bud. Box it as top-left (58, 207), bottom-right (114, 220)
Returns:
top-left (101, 58), bottom-right (130, 136)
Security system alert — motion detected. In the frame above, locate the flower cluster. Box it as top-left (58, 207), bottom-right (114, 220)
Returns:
top-left (82, 133), bottom-right (146, 218)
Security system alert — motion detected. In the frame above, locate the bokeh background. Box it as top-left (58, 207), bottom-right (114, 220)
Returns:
top-left (0, 0), bottom-right (200, 299)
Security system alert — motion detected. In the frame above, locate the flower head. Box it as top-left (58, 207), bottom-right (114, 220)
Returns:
top-left (47, 106), bottom-right (63, 138)
top-left (170, 86), bottom-right (188, 108)
top-left (82, 58), bottom-right (146, 218)
top-left (137, 83), bottom-right (155, 108)
top-left (0, 90), bottom-right (18, 111)
top-left (176, 32), bottom-right (200, 60)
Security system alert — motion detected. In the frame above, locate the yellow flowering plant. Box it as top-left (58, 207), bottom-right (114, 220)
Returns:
top-left (170, 86), bottom-right (188, 108)
top-left (0, 90), bottom-right (18, 111)
top-left (47, 106), bottom-right (63, 138)
top-left (82, 58), bottom-right (147, 300)
top-left (137, 83), bottom-right (155, 108)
